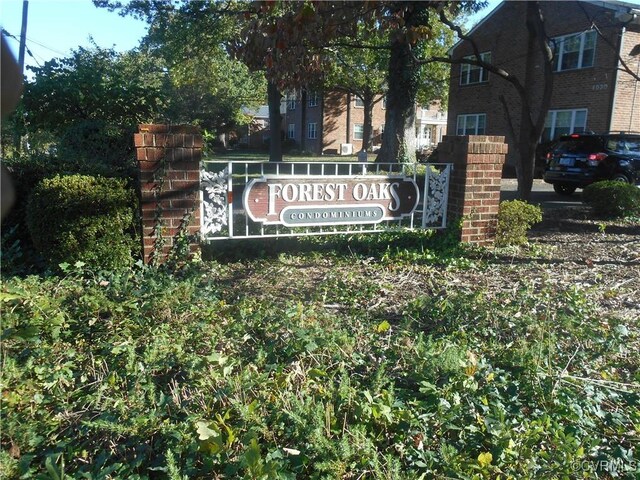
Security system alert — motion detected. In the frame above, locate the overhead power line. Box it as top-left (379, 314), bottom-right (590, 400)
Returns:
top-left (2, 28), bottom-right (42, 68)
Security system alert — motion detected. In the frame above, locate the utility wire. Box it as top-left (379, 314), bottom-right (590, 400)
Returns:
top-left (3, 27), bottom-right (66, 56)
top-left (2, 28), bottom-right (43, 67)
top-left (23, 35), bottom-right (67, 56)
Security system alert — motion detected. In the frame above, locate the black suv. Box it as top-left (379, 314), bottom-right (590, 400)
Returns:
top-left (543, 133), bottom-right (640, 195)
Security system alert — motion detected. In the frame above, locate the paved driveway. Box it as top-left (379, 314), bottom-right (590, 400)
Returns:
top-left (500, 178), bottom-right (583, 209)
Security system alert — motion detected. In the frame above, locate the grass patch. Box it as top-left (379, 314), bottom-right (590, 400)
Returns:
top-left (2, 238), bottom-right (638, 478)
top-left (205, 151), bottom-right (360, 163)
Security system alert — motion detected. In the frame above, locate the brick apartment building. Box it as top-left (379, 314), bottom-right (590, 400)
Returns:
top-left (447, 0), bottom-right (640, 168)
top-left (240, 91), bottom-right (447, 155)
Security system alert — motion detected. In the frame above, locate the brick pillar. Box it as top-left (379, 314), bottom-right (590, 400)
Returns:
top-left (438, 135), bottom-right (508, 246)
top-left (133, 124), bottom-right (202, 264)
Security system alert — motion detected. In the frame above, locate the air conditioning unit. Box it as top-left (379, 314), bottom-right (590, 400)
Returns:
top-left (340, 143), bottom-right (353, 155)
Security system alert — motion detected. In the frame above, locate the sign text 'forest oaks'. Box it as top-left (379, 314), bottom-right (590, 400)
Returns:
top-left (243, 176), bottom-right (420, 227)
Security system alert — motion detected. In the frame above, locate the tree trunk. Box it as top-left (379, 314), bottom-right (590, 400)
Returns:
top-left (375, 37), bottom-right (417, 163)
top-left (516, 2), bottom-right (554, 200)
top-left (375, 5), bottom-right (427, 164)
top-left (362, 90), bottom-right (374, 152)
top-left (217, 132), bottom-right (227, 148)
top-left (267, 80), bottom-right (283, 162)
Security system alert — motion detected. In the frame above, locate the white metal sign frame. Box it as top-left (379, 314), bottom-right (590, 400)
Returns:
top-left (201, 161), bottom-right (451, 241)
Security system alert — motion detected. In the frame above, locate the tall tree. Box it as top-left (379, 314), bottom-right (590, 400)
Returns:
top-left (236, 1), bottom-right (476, 163)
top-left (231, 1), bottom-right (362, 160)
top-left (139, 1), bottom-right (266, 143)
top-left (374, 2), bottom-right (430, 163)
top-left (95, 0), bottom-right (266, 150)
top-left (323, 23), bottom-right (389, 152)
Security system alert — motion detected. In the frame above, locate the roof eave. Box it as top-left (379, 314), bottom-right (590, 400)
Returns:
top-left (448, 1), bottom-right (507, 56)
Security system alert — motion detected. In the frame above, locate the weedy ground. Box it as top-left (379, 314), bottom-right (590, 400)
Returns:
top-left (1, 206), bottom-right (638, 479)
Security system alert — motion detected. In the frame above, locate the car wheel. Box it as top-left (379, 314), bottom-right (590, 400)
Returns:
top-left (553, 183), bottom-right (576, 196)
top-left (611, 173), bottom-right (631, 183)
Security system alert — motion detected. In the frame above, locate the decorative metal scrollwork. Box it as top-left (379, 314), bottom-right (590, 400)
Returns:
top-left (423, 166), bottom-right (450, 227)
top-left (201, 166), bottom-right (229, 235)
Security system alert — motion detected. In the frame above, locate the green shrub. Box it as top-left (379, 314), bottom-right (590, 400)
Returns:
top-left (495, 200), bottom-right (542, 247)
top-left (582, 180), bottom-right (640, 218)
top-left (2, 147), bottom-right (136, 272)
top-left (57, 120), bottom-right (137, 177)
top-left (26, 174), bottom-right (138, 270)
top-left (2, 155), bottom-right (57, 261)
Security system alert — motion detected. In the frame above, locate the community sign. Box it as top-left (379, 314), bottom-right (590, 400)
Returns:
top-left (242, 175), bottom-right (420, 227)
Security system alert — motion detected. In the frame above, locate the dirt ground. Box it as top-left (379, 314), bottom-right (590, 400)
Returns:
top-left (479, 205), bottom-right (640, 321)
top-left (218, 203), bottom-right (639, 326)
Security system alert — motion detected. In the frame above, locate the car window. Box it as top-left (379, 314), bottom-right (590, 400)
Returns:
top-left (606, 137), bottom-right (640, 154)
top-left (625, 139), bottom-right (640, 153)
top-left (554, 138), bottom-right (602, 153)
top-left (606, 139), bottom-right (623, 152)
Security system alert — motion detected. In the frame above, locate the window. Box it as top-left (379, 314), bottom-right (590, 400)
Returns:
top-left (606, 138), bottom-right (640, 154)
top-left (288, 123), bottom-right (295, 139)
top-left (354, 124), bottom-right (364, 140)
top-left (542, 109), bottom-right (587, 141)
top-left (553, 31), bottom-right (596, 72)
top-left (354, 96), bottom-right (364, 108)
top-left (380, 124), bottom-right (385, 140)
top-left (382, 97), bottom-right (387, 109)
top-left (288, 92), bottom-right (297, 110)
top-left (308, 91), bottom-right (319, 107)
top-left (308, 122), bottom-right (317, 139)
top-left (456, 114), bottom-right (486, 135)
top-left (460, 52), bottom-right (491, 85)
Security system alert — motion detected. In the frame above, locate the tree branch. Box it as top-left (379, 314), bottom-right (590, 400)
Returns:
top-left (577, 2), bottom-right (640, 82)
top-left (499, 94), bottom-right (518, 144)
top-left (412, 10), bottom-right (528, 100)
top-left (325, 41), bottom-right (391, 51)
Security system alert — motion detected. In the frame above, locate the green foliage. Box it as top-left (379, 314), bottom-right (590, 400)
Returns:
top-left (5, 45), bottom-right (166, 174)
top-left (57, 120), bottom-right (137, 176)
top-left (582, 181), bottom-right (640, 219)
top-left (495, 200), bottom-right (543, 247)
top-left (203, 226), bottom-right (465, 265)
top-left (2, 148), bottom-right (137, 275)
top-left (143, 8), bottom-right (266, 135)
top-left (2, 259), bottom-right (638, 478)
top-left (25, 175), bottom-right (137, 270)
top-left (23, 45), bottom-right (166, 135)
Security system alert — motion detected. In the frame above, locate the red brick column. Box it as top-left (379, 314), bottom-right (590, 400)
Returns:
top-left (438, 135), bottom-right (508, 246)
top-left (133, 124), bottom-right (202, 264)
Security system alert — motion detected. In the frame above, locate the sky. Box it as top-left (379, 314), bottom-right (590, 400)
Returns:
top-left (1, 0), bottom-right (148, 74)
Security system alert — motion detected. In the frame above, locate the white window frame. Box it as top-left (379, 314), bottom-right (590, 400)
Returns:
top-left (307, 122), bottom-right (317, 139)
top-left (354, 124), bottom-right (364, 140)
top-left (288, 123), bottom-right (295, 139)
top-left (354, 96), bottom-right (365, 108)
top-left (288, 92), bottom-right (297, 110)
top-left (456, 113), bottom-right (486, 135)
top-left (553, 31), bottom-right (596, 72)
top-left (543, 108), bottom-right (588, 141)
top-left (460, 52), bottom-right (491, 86)
top-left (308, 91), bottom-right (319, 107)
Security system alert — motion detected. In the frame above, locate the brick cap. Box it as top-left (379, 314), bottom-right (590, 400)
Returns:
top-left (139, 124), bottom-right (200, 134)
top-left (440, 134), bottom-right (506, 144)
